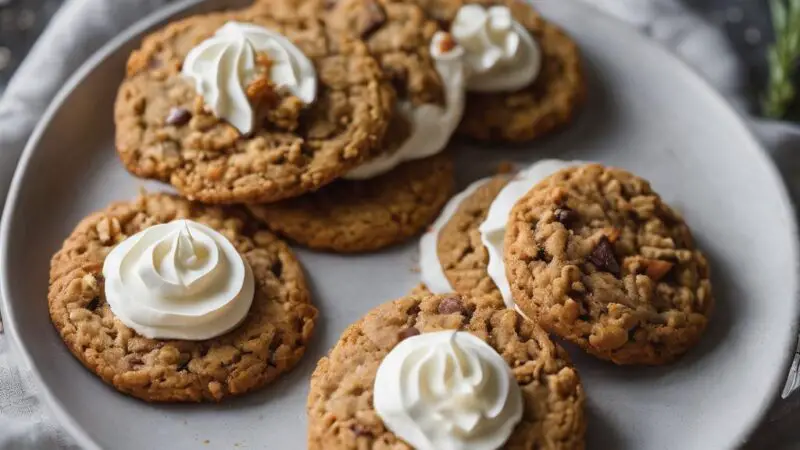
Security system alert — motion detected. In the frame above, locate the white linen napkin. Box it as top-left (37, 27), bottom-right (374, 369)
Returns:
top-left (0, 0), bottom-right (796, 448)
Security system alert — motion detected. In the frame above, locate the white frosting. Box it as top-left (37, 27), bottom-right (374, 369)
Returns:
top-left (480, 160), bottom-right (579, 309)
top-left (374, 330), bottom-right (523, 450)
top-left (420, 178), bottom-right (491, 293)
top-left (451, 5), bottom-right (541, 92)
top-left (345, 32), bottom-right (466, 180)
top-left (103, 219), bottom-right (255, 340)
top-left (182, 21), bottom-right (317, 135)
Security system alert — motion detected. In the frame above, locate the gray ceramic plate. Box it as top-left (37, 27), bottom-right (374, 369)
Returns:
top-left (1, 0), bottom-right (798, 449)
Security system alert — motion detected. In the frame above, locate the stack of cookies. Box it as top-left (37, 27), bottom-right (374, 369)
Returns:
top-left (114, 0), bottom-right (584, 253)
top-left (45, 0), bottom-right (713, 448)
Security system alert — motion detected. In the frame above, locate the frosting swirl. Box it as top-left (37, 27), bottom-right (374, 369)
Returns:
top-left (182, 21), bottom-right (317, 135)
top-left (103, 219), bottom-right (255, 340)
top-left (374, 330), bottom-right (523, 450)
top-left (451, 5), bottom-right (541, 92)
top-left (345, 32), bottom-right (466, 179)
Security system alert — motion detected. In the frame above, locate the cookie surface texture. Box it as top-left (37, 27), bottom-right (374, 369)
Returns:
top-left (115, 9), bottom-right (394, 204)
top-left (48, 193), bottom-right (317, 402)
top-left (437, 173), bottom-right (509, 297)
top-left (505, 164), bottom-right (714, 365)
top-left (307, 292), bottom-right (585, 449)
top-left (249, 153), bottom-right (454, 252)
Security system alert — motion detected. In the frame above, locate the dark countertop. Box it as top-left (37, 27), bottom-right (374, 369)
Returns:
top-left (0, 0), bottom-right (775, 108)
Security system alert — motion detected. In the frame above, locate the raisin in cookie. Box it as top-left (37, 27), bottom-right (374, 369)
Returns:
top-left (307, 292), bottom-right (585, 449)
top-left (48, 193), bottom-right (317, 401)
top-left (249, 152), bottom-right (454, 253)
top-left (115, 9), bottom-right (394, 204)
top-left (505, 165), bottom-right (714, 365)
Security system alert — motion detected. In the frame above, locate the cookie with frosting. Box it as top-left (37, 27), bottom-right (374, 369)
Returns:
top-left (48, 193), bottom-right (317, 402)
top-left (427, 0), bottom-right (585, 142)
top-left (251, 0), bottom-right (465, 178)
top-left (249, 0), bottom-right (461, 252)
top-left (317, 0), bottom-right (466, 179)
top-left (248, 152), bottom-right (454, 253)
top-left (505, 164), bottom-right (714, 365)
top-left (114, 9), bottom-right (394, 204)
top-left (420, 160), bottom-right (577, 312)
top-left (307, 292), bottom-right (585, 449)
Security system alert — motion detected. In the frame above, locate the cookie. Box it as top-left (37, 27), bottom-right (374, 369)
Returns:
top-left (48, 193), bottom-right (318, 402)
top-left (307, 293), bottom-right (585, 449)
top-left (425, 0), bottom-right (585, 142)
top-left (436, 174), bottom-right (509, 297)
top-left (504, 164), bottom-right (714, 365)
top-left (321, 0), bottom-right (446, 108)
top-left (253, 0), bottom-right (469, 181)
top-left (115, 9), bottom-right (394, 204)
top-left (248, 152), bottom-right (454, 253)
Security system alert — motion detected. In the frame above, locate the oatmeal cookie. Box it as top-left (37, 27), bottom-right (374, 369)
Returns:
top-left (259, 0), bottom-right (446, 108)
top-left (324, 0), bottom-right (446, 107)
top-left (248, 152), bottom-right (454, 253)
top-left (422, 0), bottom-right (585, 142)
top-left (48, 193), bottom-right (317, 402)
top-left (437, 174), bottom-right (509, 298)
top-left (504, 164), bottom-right (714, 365)
top-left (115, 9), bottom-right (394, 204)
top-left (307, 292), bottom-right (585, 449)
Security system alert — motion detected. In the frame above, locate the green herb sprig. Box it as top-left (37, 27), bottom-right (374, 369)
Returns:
top-left (764, 0), bottom-right (800, 119)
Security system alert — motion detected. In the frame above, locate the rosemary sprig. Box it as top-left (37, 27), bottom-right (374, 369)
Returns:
top-left (763, 0), bottom-right (800, 119)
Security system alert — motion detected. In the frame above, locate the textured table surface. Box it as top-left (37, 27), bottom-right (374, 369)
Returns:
top-left (0, 0), bottom-right (775, 101)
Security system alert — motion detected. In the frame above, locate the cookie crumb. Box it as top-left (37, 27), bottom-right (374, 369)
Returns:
top-left (437, 32), bottom-right (457, 54)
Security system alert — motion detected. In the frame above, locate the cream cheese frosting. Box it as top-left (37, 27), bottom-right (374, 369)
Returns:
top-left (451, 5), bottom-right (541, 92)
top-left (374, 330), bottom-right (523, 450)
top-left (103, 219), bottom-right (255, 340)
top-left (182, 21), bottom-right (317, 135)
top-left (345, 32), bottom-right (466, 180)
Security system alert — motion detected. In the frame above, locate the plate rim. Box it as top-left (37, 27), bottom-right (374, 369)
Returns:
top-left (0, 0), bottom-right (797, 448)
top-left (0, 1), bottom-right (229, 448)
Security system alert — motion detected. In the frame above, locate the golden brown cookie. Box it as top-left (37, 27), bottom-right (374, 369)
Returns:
top-left (115, 9), bottom-right (394, 204)
top-left (437, 174), bottom-right (509, 298)
top-left (253, 0), bottom-right (456, 172)
top-left (307, 292), bottom-right (586, 449)
top-left (424, 0), bottom-right (585, 142)
top-left (505, 164), bottom-right (714, 365)
top-left (248, 152), bottom-right (454, 253)
top-left (259, 0), bottom-right (447, 108)
top-left (48, 193), bottom-right (317, 402)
